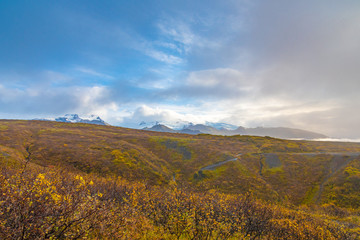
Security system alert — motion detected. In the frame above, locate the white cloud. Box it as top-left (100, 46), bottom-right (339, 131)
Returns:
top-left (157, 18), bottom-right (220, 55)
top-left (158, 68), bottom-right (255, 101)
top-left (75, 67), bottom-right (114, 79)
top-left (2, 1), bottom-right (360, 139)
top-left (157, 22), bottom-right (195, 54)
top-left (76, 86), bottom-right (109, 110)
top-left (119, 104), bottom-right (228, 129)
top-left (0, 79), bottom-right (118, 120)
top-left (186, 68), bottom-right (251, 89)
top-left (144, 49), bottom-right (183, 65)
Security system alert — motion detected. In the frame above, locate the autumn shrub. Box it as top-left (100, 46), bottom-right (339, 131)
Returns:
top-left (0, 168), bottom-right (154, 239)
top-left (0, 166), bottom-right (359, 239)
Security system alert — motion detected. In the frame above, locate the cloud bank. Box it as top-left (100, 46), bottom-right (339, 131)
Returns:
top-left (1, 1), bottom-right (360, 138)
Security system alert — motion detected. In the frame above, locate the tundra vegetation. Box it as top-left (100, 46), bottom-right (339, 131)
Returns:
top-left (0, 120), bottom-right (360, 239)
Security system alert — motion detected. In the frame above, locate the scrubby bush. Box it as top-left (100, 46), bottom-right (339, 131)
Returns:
top-left (0, 166), bottom-right (358, 239)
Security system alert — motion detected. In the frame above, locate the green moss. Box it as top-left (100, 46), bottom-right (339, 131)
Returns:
top-left (235, 162), bottom-right (251, 176)
top-left (302, 185), bottom-right (320, 204)
top-left (197, 165), bottom-right (228, 181)
top-left (266, 166), bottom-right (284, 173)
top-left (344, 166), bottom-right (360, 177)
top-left (0, 152), bottom-right (22, 168)
top-left (112, 149), bottom-right (137, 168)
top-left (0, 124), bottom-right (8, 130)
top-left (149, 136), bottom-right (195, 161)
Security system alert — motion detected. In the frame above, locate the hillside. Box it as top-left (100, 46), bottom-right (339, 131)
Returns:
top-left (1, 120), bottom-right (360, 238)
top-left (0, 120), bottom-right (359, 205)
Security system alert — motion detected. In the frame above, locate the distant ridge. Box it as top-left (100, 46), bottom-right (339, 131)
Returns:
top-left (143, 123), bottom-right (327, 139)
top-left (244, 127), bottom-right (327, 139)
top-left (35, 114), bottom-right (109, 126)
top-left (142, 124), bottom-right (176, 133)
top-left (143, 123), bottom-right (202, 135)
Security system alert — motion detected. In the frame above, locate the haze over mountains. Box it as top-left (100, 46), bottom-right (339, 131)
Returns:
top-left (37, 114), bottom-right (327, 139)
top-left (143, 123), bottom-right (327, 139)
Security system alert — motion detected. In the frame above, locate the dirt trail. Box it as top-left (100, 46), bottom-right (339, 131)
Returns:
top-left (200, 154), bottom-right (242, 171)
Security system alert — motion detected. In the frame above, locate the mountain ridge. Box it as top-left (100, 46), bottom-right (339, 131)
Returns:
top-left (143, 123), bottom-right (327, 139)
top-left (35, 114), bottom-right (109, 126)
top-left (36, 115), bottom-right (326, 139)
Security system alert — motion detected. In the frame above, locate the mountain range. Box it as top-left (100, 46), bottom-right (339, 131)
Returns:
top-left (38, 114), bottom-right (327, 139)
top-left (143, 123), bottom-right (327, 139)
top-left (36, 114), bottom-right (109, 126)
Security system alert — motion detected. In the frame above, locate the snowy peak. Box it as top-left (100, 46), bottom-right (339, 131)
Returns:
top-left (205, 122), bottom-right (238, 130)
top-left (54, 114), bottom-right (109, 126)
top-left (139, 121), bottom-right (161, 128)
top-left (139, 120), bottom-right (238, 131)
top-left (142, 122), bottom-right (327, 139)
top-left (143, 124), bottom-right (201, 135)
top-left (55, 114), bottom-right (81, 123)
top-left (138, 120), bottom-right (192, 130)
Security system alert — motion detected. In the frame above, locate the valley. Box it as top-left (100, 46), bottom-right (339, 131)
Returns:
top-left (1, 119), bottom-right (360, 206)
top-left (1, 120), bottom-right (360, 239)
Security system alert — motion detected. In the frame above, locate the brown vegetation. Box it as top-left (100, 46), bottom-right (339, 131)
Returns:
top-left (1, 120), bottom-right (360, 238)
top-left (0, 165), bottom-right (359, 239)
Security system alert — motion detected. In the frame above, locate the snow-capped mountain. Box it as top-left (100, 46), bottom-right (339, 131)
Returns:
top-left (143, 122), bottom-right (328, 139)
top-left (205, 122), bottom-right (238, 130)
top-left (54, 114), bottom-right (109, 125)
top-left (138, 120), bottom-right (192, 130)
top-left (139, 120), bottom-right (238, 131)
top-left (143, 124), bottom-right (202, 135)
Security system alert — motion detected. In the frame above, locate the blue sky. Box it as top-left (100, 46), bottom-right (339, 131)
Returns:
top-left (1, 0), bottom-right (360, 138)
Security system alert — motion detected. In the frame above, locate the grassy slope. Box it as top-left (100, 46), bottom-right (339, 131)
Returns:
top-left (1, 120), bottom-right (360, 208)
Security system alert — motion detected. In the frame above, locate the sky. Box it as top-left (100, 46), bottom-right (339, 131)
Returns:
top-left (1, 0), bottom-right (360, 138)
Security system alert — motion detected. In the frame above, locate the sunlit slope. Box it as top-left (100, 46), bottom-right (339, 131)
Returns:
top-left (0, 120), bottom-right (172, 184)
top-left (1, 120), bottom-right (360, 208)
